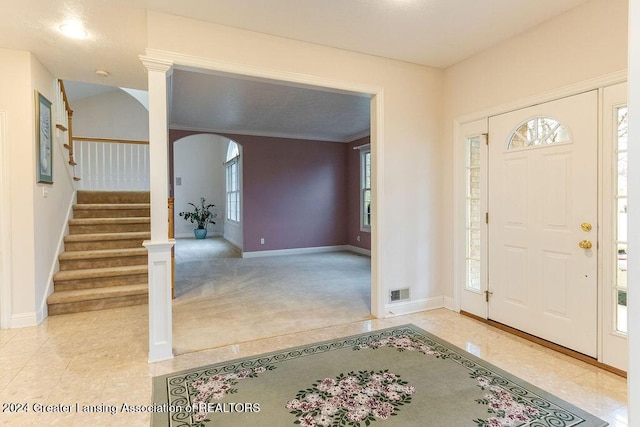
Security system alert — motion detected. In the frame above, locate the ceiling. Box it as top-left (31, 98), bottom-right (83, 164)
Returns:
top-left (2, 0), bottom-right (593, 142)
top-left (170, 70), bottom-right (371, 142)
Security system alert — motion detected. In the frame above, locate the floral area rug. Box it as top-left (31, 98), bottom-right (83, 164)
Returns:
top-left (151, 324), bottom-right (607, 427)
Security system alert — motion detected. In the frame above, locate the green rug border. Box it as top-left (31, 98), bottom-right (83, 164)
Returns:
top-left (152, 324), bottom-right (608, 427)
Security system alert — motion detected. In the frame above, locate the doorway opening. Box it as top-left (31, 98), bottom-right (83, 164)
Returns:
top-left (167, 68), bottom-right (376, 353)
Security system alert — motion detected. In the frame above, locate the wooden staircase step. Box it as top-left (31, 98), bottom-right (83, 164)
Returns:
top-left (47, 284), bottom-right (148, 315)
top-left (59, 247), bottom-right (148, 260)
top-left (73, 204), bottom-right (150, 219)
top-left (53, 265), bottom-right (147, 291)
top-left (59, 248), bottom-right (148, 270)
top-left (76, 190), bottom-right (150, 204)
top-left (54, 264), bottom-right (147, 281)
top-left (68, 217), bottom-right (150, 234)
top-left (64, 231), bottom-right (150, 250)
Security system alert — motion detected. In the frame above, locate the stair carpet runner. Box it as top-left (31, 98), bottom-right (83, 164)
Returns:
top-left (47, 191), bottom-right (151, 315)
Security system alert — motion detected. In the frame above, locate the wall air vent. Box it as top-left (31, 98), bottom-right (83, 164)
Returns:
top-left (389, 288), bottom-right (410, 302)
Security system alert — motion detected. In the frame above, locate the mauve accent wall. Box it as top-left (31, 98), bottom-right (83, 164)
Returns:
top-left (169, 130), bottom-right (359, 253)
top-left (347, 137), bottom-right (372, 251)
top-left (230, 134), bottom-right (347, 252)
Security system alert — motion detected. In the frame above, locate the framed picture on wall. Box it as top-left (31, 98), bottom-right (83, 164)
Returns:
top-left (35, 91), bottom-right (53, 184)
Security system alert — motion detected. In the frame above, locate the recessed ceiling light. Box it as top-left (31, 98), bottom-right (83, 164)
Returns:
top-left (95, 70), bottom-right (110, 77)
top-left (59, 22), bottom-right (88, 39)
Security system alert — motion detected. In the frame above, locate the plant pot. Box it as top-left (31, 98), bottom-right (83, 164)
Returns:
top-left (194, 228), bottom-right (207, 239)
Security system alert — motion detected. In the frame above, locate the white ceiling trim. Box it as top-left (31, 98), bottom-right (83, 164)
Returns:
top-left (145, 49), bottom-right (384, 97)
top-left (169, 124), bottom-right (369, 144)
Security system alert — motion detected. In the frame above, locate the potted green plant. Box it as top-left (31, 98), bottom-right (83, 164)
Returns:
top-left (178, 197), bottom-right (216, 239)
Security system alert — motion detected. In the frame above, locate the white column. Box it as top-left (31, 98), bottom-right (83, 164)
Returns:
top-left (628, 0), bottom-right (639, 423)
top-left (140, 56), bottom-right (174, 362)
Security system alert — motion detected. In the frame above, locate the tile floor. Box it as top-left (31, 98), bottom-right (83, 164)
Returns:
top-left (0, 308), bottom-right (627, 426)
top-left (0, 241), bottom-right (628, 426)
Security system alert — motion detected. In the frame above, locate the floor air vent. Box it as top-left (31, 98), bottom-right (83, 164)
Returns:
top-left (390, 288), bottom-right (410, 302)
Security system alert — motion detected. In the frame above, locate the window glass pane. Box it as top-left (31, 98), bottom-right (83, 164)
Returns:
top-left (617, 198), bottom-right (627, 242)
top-left (508, 117), bottom-right (570, 149)
top-left (469, 168), bottom-right (480, 198)
top-left (467, 259), bottom-right (481, 290)
top-left (617, 290), bottom-right (628, 334)
top-left (617, 152), bottom-right (627, 197)
top-left (617, 107), bottom-right (628, 151)
top-left (360, 150), bottom-right (372, 229)
top-left (363, 189), bottom-right (371, 226)
top-left (614, 105), bottom-right (628, 334)
top-left (617, 243), bottom-right (627, 287)
top-left (466, 136), bottom-right (480, 167)
top-left (225, 141), bottom-right (240, 221)
top-left (226, 141), bottom-right (239, 161)
top-left (465, 135), bottom-right (481, 291)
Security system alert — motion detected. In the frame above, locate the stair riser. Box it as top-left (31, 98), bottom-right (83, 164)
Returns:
top-left (48, 294), bottom-right (148, 315)
top-left (69, 223), bottom-right (150, 234)
top-left (73, 208), bottom-right (150, 219)
top-left (54, 273), bottom-right (148, 291)
top-left (64, 239), bottom-right (146, 251)
top-left (59, 256), bottom-right (148, 271)
top-left (77, 191), bottom-right (150, 204)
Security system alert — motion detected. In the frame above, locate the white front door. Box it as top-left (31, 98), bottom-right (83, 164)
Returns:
top-left (488, 91), bottom-right (598, 357)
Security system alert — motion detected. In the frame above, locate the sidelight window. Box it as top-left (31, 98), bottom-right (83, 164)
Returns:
top-left (614, 106), bottom-right (628, 334)
top-left (465, 135), bottom-right (481, 291)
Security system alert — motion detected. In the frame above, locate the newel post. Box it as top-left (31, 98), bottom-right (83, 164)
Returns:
top-left (140, 56), bottom-right (175, 362)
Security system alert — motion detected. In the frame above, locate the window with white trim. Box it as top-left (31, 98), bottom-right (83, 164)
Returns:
top-left (361, 147), bottom-right (371, 231)
top-left (465, 135), bottom-right (481, 291)
top-left (614, 106), bottom-right (628, 334)
top-left (225, 141), bottom-right (240, 223)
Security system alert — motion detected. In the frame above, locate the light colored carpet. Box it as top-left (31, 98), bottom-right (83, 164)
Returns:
top-left (172, 238), bottom-right (373, 354)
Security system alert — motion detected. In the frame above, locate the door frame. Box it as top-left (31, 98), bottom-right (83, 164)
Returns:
top-left (453, 71), bottom-right (627, 364)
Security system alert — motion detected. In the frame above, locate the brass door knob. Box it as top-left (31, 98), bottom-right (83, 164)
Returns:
top-left (579, 240), bottom-right (593, 249)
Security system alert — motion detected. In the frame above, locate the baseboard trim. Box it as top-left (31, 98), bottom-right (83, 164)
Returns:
top-left (39, 190), bottom-right (77, 323)
top-left (175, 231), bottom-right (223, 239)
top-left (241, 244), bottom-right (372, 259)
top-left (460, 311), bottom-right (627, 378)
top-left (443, 296), bottom-right (455, 310)
top-left (384, 296), bottom-right (445, 317)
top-left (11, 312), bottom-right (38, 328)
top-left (242, 245), bottom-right (350, 258)
top-left (346, 245), bottom-right (371, 257)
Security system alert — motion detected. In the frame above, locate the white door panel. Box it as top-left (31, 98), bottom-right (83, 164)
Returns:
top-left (488, 91), bottom-right (598, 357)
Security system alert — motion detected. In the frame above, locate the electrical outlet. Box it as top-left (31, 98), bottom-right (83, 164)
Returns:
top-left (356, 235), bottom-right (360, 242)
top-left (260, 238), bottom-right (265, 245)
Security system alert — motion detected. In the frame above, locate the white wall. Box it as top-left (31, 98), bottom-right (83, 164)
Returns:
top-left (147, 11), bottom-right (445, 312)
top-left (0, 48), bottom-right (73, 327)
top-left (0, 49), bottom-right (35, 327)
top-left (173, 134), bottom-right (226, 238)
top-left (442, 0), bottom-right (629, 299)
top-left (31, 55), bottom-right (76, 323)
top-left (72, 88), bottom-right (149, 140)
